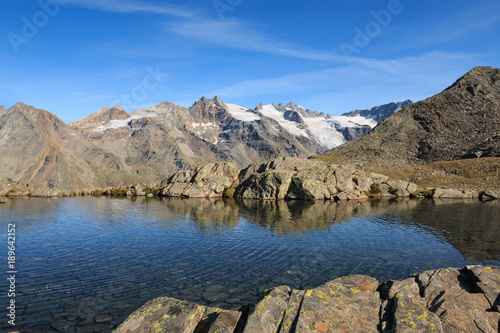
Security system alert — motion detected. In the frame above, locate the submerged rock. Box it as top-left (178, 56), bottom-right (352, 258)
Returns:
top-left (116, 265), bottom-right (500, 332)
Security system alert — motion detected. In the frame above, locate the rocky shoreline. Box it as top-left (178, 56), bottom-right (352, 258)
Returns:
top-left (114, 265), bottom-right (500, 333)
top-left (1, 157), bottom-right (499, 201)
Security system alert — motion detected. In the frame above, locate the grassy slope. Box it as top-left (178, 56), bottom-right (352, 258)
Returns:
top-left (366, 157), bottom-right (500, 191)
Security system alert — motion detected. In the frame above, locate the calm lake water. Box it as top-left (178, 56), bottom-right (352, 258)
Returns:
top-left (0, 197), bottom-right (499, 332)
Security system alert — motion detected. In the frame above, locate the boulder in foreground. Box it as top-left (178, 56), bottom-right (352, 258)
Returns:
top-left (115, 265), bottom-right (500, 333)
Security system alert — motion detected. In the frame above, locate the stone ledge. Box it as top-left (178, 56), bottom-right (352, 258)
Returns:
top-left (115, 265), bottom-right (500, 333)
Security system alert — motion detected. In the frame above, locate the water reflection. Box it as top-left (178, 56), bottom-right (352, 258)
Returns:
top-left (0, 197), bottom-right (498, 332)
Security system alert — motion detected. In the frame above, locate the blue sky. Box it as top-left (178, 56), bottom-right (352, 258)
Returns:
top-left (1, 0), bottom-right (499, 122)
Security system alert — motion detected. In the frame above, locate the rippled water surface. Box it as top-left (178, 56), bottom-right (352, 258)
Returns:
top-left (0, 197), bottom-right (499, 332)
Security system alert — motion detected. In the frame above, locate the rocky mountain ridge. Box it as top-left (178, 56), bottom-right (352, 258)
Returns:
top-left (317, 66), bottom-right (500, 168)
top-left (342, 99), bottom-right (413, 122)
top-left (0, 97), bottom-right (406, 190)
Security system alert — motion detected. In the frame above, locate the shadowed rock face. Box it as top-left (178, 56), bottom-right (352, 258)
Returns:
top-left (115, 265), bottom-right (500, 333)
top-left (318, 66), bottom-right (500, 168)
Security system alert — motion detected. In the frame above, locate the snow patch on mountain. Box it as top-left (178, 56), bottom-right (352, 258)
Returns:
top-left (226, 104), bottom-right (260, 122)
top-left (260, 104), bottom-right (309, 137)
top-left (93, 108), bottom-right (159, 132)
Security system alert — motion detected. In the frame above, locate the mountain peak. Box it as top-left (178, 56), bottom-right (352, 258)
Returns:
top-left (318, 66), bottom-right (500, 167)
top-left (212, 96), bottom-right (227, 108)
top-left (70, 105), bottom-right (131, 129)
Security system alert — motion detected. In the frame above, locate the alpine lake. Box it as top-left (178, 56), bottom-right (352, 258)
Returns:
top-left (0, 196), bottom-right (499, 332)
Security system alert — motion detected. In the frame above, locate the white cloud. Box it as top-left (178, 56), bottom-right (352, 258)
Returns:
top-left (66, 0), bottom-right (194, 17)
top-left (165, 19), bottom-right (342, 62)
top-left (203, 51), bottom-right (483, 115)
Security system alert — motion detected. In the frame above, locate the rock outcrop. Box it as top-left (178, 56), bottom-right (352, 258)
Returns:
top-left (161, 161), bottom-right (240, 198)
top-left (3, 157), bottom-right (499, 201)
top-left (115, 265), bottom-right (500, 333)
top-left (234, 157), bottom-right (406, 201)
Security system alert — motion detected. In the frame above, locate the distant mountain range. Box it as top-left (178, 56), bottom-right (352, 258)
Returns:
top-left (317, 66), bottom-right (500, 168)
top-left (0, 97), bottom-right (409, 189)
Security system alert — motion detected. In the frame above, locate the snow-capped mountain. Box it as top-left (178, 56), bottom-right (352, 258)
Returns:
top-left (0, 97), bottom-right (412, 189)
top-left (341, 100), bottom-right (413, 122)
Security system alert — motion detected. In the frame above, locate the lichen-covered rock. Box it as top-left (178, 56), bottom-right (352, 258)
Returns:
top-left (295, 275), bottom-right (380, 332)
top-left (391, 293), bottom-right (444, 332)
top-left (379, 277), bottom-right (443, 332)
top-left (162, 162), bottom-right (240, 198)
top-left (467, 265), bottom-right (500, 311)
top-left (385, 180), bottom-right (418, 197)
top-left (117, 266), bottom-right (500, 333)
top-left (286, 163), bottom-right (332, 200)
top-left (244, 285), bottom-right (291, 333)
top-left (430, 290), bottom-right (499, 332)
top-left (236, 170), bottom-right (294, 199)
top-left (114, 297), bottom-right (205, 333)
top-left (206, 309), bottom-right (241, 333)
top-left (417, 267), bottom-right (464, 302)
top-left (278, 289), bottom-right (306, 333)
top-left (432, 188), bottom-right (478, 199)
top-left (333, 165), bottom-right (355, 194)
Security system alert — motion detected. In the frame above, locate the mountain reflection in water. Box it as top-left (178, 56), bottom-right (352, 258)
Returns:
top-left (0, 197), bottom-right (498, 332)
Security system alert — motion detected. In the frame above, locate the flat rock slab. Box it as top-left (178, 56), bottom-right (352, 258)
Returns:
top-left (392, 294), bottom-right (444, 333)
top-left (467, 265), bottom-right (500, 310)
top-left (207, 309), bottom-right (242, 333)
top-left (114, 297), bottom-right (206, 333)
top-left (243, 285), bottom-right (291, 333)
top-left (295, 275), bottom-right (381, 332)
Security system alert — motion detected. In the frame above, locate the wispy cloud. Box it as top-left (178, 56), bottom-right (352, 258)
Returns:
top-left (67, 0), bottom-right (194, 17)
top-left (165, 19), bottom-right (342, 62)
top-left (203, 51), bottom-right (483, 114)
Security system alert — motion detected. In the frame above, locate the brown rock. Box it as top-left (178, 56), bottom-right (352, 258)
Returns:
top-left (278, 289), bottom-right (306, 333)
top-left (114, 296), bottom-right (205, 333)
top-left (466, 265), bottom-right (500, 311)
top-left (207, 309), bottom-right (241, 333)
top-left (417, 267), bottom-right (463, 302)
top-left (243, 285), bottom-right (291, 333)
top-left (295, 275), bottom-right (380, 332)
top-left (392, 293), bottom-right (444, 333)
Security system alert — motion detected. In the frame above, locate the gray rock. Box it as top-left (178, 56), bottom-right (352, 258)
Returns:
top-left (432, 188), bottom-right (477, 199)
top-left (482, 189), bottom-right (500, 200)
top-left (114, 296), bottom-right (205, 333)
top-left (244, 285), bottom-right (291, 333)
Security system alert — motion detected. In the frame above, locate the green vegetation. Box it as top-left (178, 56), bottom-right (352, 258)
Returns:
top-left (370, 183), bottom-right (381, 194)
top-left (388, 186), bottom-right (399, 196)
